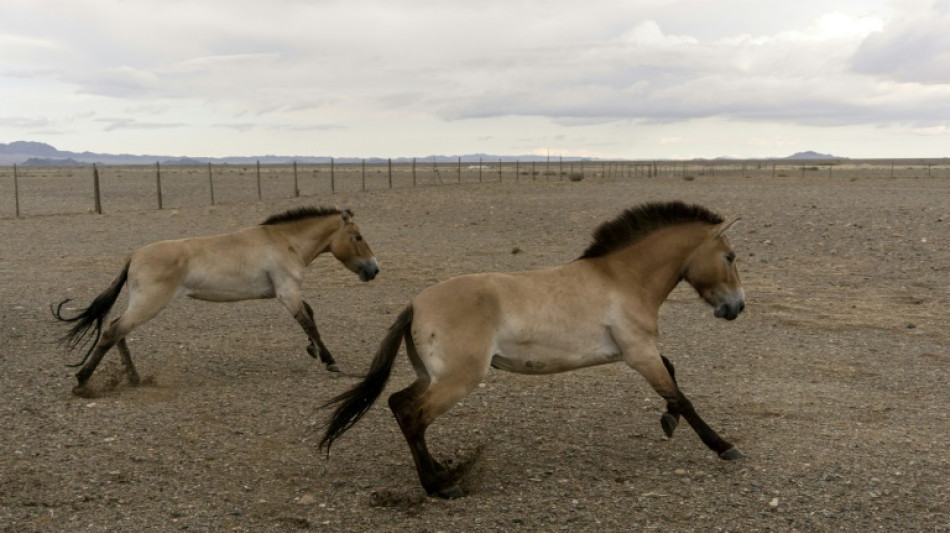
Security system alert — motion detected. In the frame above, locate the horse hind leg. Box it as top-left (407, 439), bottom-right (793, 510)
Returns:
top-left (73, 318), bottom-right (129, 396)
top-left (388, 380), bottom-right (466, 499)
top-left (116, 338), bottom-right (140, 386)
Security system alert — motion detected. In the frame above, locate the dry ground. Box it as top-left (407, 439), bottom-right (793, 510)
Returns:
top-left (1, 173), bottom-right (948, 532)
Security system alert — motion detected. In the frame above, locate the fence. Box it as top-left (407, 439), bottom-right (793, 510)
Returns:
top-left (1, 158), bottom-right (947, 218)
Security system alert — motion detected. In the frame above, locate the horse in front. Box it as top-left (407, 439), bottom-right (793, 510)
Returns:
top-left (320, 201), bottom-right (745, 498)
top-left (54, 206), bottom-right (379, 397)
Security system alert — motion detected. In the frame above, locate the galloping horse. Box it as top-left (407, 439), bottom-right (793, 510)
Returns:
top-left (54, 206), bottom-right (379, 396)
top-left (320, 201), bottom-right (745, 498)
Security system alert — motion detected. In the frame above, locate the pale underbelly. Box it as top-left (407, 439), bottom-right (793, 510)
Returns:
top-left (490, 338), bottom-right (622, 374)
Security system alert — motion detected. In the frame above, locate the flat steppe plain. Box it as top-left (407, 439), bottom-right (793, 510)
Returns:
top-left (1, 173), bottom-right (947, 531)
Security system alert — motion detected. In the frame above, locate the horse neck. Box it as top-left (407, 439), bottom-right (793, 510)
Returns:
top-left (282, 216), bottom-right (341, 265)
top-left (600, 224), bottom-right (707, 308)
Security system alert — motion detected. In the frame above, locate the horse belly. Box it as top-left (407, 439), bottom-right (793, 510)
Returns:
top-left (491, 329), bottom-right (621, 374)
top-left (181, 272), bottom-right (275, 302)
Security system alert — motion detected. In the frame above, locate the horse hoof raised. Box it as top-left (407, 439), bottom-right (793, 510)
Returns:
top-left (433, 485), bottom-right (465, 499)
top-left (660, 413), bottom-right (678, 438)
top-left (326, 363), bottom-right (341, 373)
top-left (719, 447), bottom-right (744, 461)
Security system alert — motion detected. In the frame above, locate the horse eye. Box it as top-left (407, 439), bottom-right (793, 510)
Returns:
top-left (725, 252), bottom-right (736, 263)
top-left (354, 235), bottom-right (363, 242)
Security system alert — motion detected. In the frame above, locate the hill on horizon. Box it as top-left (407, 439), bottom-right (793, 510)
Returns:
top-left (0, 141), bottom-right (861, 166)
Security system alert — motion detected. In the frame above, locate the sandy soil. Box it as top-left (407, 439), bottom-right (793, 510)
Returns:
top-left (1, 173), bottom-right (948, 532)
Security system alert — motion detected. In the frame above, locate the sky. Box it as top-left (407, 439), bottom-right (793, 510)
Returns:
top-left (2, 0), bottom-right (950, 160)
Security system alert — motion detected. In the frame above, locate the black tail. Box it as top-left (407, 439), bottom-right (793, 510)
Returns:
top-left (52, 260), bottom-right (130, 368)
top-left (319, 306), bottom-right (414, 453)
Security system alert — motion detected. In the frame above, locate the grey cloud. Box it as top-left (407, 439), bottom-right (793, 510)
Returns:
top-left (852, 4), bottom-right (950, 84)
top-left (0, 116), bottom-right (52, 128)
top-left (97, 118), bottom-right (186, 131)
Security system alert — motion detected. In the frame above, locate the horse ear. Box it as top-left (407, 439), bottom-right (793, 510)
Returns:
top-left (714, 218), bottom-right (741, 237)
top-left (341, 209), bottom-right (353, 223)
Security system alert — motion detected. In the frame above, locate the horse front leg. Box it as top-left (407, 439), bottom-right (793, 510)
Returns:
top-left (626, 347), bottom-right (742, 461)
top-left (660, 354), bottom-right (681, 438)
top-left (292, 300), bottom-right (339, 372)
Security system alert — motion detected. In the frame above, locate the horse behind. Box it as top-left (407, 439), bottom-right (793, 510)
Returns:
top-left (54, 206), bottom-right (379, 397)
top-left (320, 201), bottom-right (745, 498)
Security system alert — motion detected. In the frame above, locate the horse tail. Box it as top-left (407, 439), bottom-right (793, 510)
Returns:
top-left (52, 259), bottom-right (130, 368)
top-left (319, 305), bottom-right (414, 453)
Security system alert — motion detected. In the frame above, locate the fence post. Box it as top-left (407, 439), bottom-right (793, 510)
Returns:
top-left (412, 157), bottom-right (416, 187)
top-left (207, 162), bottom-right (215, 205)
top-left (92, 164), bottom-right (102, 214)
top-left (516, 160), bottom-right (520, 183)
top-left (457, 157), bottom-right (461, 183)
top-left (331, 158), bottom-right (336, 193)
top-left (498, 158), bottom-right (503, 182)
top-left (388, 158), bottom-right (392, 188)
top-left (13, 164), bottom-right (20, 217)
top-left (155, 162), bottom-right (163, 210)
top-left (293, 161), bottom-right (299, 197)
top-left (478, 158), bottom-right (483, 182)
top-left (361, 159), bottom-right (366, 192)
top-left (256, 160), bottom-right (262, 200)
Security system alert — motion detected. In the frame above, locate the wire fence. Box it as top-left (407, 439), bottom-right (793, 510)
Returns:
top-left (1, 157), bottom-right (947, 218)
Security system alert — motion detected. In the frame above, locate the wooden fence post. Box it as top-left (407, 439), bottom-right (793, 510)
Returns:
top-left (478, 158), bottom-right (483, 182)
top-left (155, 162), bottom-right (163, 210)
top-left (13, 164), bottom-right (20, 217)
top-left (92, 164), bottom-right (102, 214)
top-left (207, 162), bottom-right (215, 205)
top-left (256, 160), bottom-right (262, 200)
top-left (457, 157), bottom-right (461, 183)
top-left (361, 159), bottom-right (366, 192)
top-left (331, 158), bottom-right (336, 193)
top-left (388, 158), bottom-right (392, 188)
top-left (293, 161), bottom-right (299, 197)
top-left (412, 157), bottom-right (416, 187)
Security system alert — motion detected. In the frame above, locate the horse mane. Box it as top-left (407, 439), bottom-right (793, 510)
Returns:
top-left (579, 201), bottom-right (724, 259)
top-left (260, 206), bottom-right (345, 225)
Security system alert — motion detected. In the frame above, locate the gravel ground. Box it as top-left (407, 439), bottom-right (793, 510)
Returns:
top-left (1, 173), bottom-right (948, 532)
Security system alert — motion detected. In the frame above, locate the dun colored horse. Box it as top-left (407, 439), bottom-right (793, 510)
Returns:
top-left (54, 206), bottom-right (379, 396)
top-left (320, 201), bottom-right (745, 498)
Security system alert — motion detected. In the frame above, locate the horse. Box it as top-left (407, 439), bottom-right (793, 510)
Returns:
top-left (53, 206), bottom-right (379, 397)
top-left (319, 201), bottom-right (745, 498)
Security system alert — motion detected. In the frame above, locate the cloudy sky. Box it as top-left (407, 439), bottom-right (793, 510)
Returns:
top-left (2, 0), bottom-right (949, 159)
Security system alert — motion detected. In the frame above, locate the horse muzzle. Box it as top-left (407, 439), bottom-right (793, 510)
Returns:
top-left (356, 258), bottom-right (380, 282)
top-left (714, 300), bottom-right (745, 321)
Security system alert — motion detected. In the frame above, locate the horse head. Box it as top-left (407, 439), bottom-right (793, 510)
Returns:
top-left (684, 219), bottom-right (745, 320)
top-left (330, 209), bottom-right (379, 282)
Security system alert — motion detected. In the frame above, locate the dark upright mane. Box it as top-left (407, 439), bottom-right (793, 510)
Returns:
top-left (260, 206), bottom-right (344, 225)
top-left (580, 201), bottom-right (724, 259)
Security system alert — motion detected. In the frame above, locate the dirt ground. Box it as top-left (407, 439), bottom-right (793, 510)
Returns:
top-left (1, 173), bottom-right (948, 532)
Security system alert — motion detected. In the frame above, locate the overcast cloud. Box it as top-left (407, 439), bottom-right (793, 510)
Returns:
top-left (1, 0), bottom-right (949, 158)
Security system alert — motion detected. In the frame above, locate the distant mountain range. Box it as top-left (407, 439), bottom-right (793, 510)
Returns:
top-left (0, 141), bottom-right (846, 166)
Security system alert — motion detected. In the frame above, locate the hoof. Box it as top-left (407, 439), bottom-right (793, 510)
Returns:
top-left (660, 413), bottom-right (678, 438)
top-left (433, 485), bottom-right (465, 499)
top-left (326, 363), bottom-right (341, 373)
top-left (719, 447), bottom-right (744, 461)
top-left (72, 384), bottom-right (95, 398)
